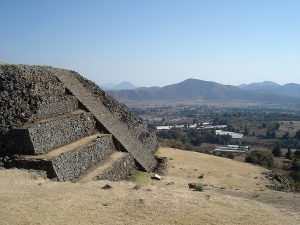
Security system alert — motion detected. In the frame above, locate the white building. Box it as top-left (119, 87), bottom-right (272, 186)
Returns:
top-left (214, 145), bottom-right (249, 153)
top-left (215, 130), bottom-right (243, 139)
top-left (188, 124), bottom-right (197, 128)
top-left (156, 126), bottom-right (174, 130)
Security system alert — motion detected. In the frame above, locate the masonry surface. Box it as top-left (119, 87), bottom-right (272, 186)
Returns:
top-left (0, 64), bottom-right (158, 181)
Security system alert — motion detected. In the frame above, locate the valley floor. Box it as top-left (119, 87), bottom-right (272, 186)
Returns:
top-left (1, 148), bottom-right (300, 225)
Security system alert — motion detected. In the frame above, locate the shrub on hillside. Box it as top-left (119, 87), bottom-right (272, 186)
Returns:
top-left (194, 184), bottom-right (204, 192)
top-left (160, 139), bottom-right (187, 150)
top-left (245, 150), bottom-right (274, 168)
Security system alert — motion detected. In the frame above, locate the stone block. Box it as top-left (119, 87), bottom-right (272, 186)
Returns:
top-left (93, 152), bottom-right (136, 181)
top-left (5, 111), bottom-right (96, 155)
top-left (10, 134), bottom-right (116, 181)
top-left (33, 96), bottom-right (79, 120)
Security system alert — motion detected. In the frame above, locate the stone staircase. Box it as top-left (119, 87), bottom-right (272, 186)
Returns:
top-left (6, 110), bottom-right (95, 155)
top-left (51, 68), bottom-right (157, 172)
top-left (76, 152), bottom-right (135, 183)
top-left (8, 97), bottom-right (136, 181)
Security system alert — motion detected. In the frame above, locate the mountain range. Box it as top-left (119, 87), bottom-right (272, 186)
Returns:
top-left (239, 81), bottom-right (281, 91)
top-left (239, 81), bottom-right (300, 98)
top-left (107, 79), bottom-right (300, 108)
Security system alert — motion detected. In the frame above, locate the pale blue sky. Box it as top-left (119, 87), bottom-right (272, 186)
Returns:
top-left (1, 0), bottom-right (299, 86)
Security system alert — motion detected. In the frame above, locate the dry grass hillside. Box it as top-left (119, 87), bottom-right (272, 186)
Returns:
top-left (1, 148), bottom-right (300, 225)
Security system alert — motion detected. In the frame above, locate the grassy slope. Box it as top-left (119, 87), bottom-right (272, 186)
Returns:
top-left (0, 148), bottom-right (299, 225)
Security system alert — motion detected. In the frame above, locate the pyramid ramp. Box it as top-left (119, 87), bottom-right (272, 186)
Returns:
top-left (52, 69), bottom-right (157, 172)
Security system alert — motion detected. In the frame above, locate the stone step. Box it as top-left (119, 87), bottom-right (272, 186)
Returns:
top-left (33, 95), bottom-right (78, 120)
top-left (5, 110), bottom-right (96, 155)
top-left (10, 133), bottom-right (116, 181)
top-left (76, 152), bottom-right (135, 183)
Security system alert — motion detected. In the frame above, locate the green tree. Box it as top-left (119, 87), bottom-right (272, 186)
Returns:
top-left (282, 132), bottom-right (289, 140)
top-left (266, 130), bottom-right (276, 139)
top-left (285, 147), bottom-right (292, 160)
top-left (292, 158), bottom-right (300, 182)
top-left (245, 150), bottom-right (274, 168)
top-left (243, 127), bottom-right (249, 135)
top-left (294, 130), bottom-right (300, 141)
top-left (274, 122), bottom-right (280, 130)
top-left (295, 150), bottom-right (300, 159)
top-left (272, 144), bottom-right (282, 157)
top-left (293, 158), bottom-right (300, 171)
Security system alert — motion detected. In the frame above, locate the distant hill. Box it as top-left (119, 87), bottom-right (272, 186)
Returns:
top-left (101, 81), bottom-right (137, 90)
top-left (110, 78), bottom-right (251, 101)
top-left (279, 83), bottom-right (300, 98)
top-left (239, 81), bottom-right (300, 98)
top-left (155, 79), bottom-right (252, 100)
top-left (108, 78), bottom-right (300, 107)
top-left (101, 82), bottom-right (116, 90)
top-left (113, 81), bottom-right (137, 90)
top-left (239, 81), bottom-right (280, 91)
top-left (138, 86), bottom-right (161, 93)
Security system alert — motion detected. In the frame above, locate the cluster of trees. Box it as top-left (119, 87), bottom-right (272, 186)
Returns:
top-left (157, 128), bottom-right (233, 150)
top-left (245, 142), bottom-right (300, 190)
top-left (245, 151), bottom-right (274, 168)
top-left (292, 151), bottom-right (300, 189)
top-left (264, 122), bottom-right (281, 139)
top-left (278, 129), bottom-right (300, 149)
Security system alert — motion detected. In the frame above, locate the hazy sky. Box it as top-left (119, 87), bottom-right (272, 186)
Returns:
top-left (1, 0), bottom-right (299, 87)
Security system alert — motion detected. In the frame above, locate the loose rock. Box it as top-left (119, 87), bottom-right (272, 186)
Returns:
top-left (198, 174), bottom-right (204, 179)
top-left (101, 184), bottom-right (112, 190)
top-left (151, 174), bottom-right (162, 180)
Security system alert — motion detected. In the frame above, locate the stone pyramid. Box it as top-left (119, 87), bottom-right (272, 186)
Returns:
top-left (0, 65), bottom-right (158, 181)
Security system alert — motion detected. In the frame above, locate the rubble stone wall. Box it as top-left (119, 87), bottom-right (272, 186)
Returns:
top-left (34, 96), bottom-right (78, 120)
top-left (94, 153), bottom-right (136, 181)
top-left (0, 64), bottom-right (78, 155)
top-left (0, 65), bottom-right (66, 131)
top-left (4, 112), bottom-right (96, 155)
top-left (51, 135), bottom-right (116, 181)
top-left (9, 135), bottom-right (116, 181)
